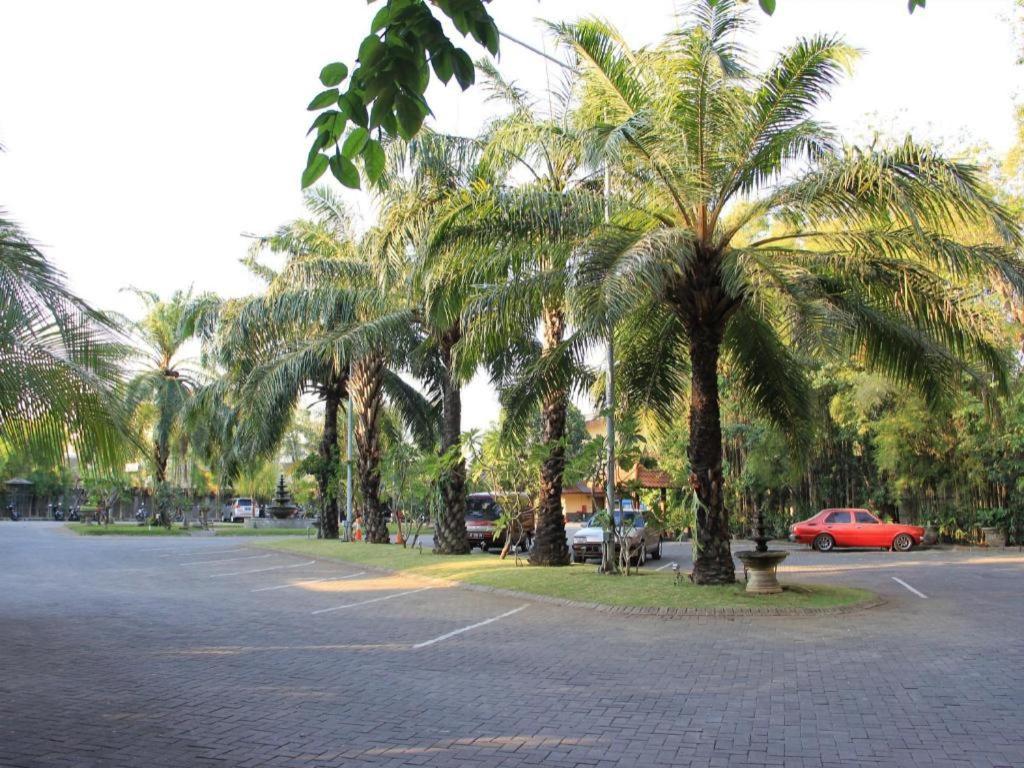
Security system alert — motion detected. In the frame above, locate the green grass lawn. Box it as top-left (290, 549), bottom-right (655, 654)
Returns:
top-left (210, 525), bottom-right (311, 536)
top-left (66, 523), bottom-right (188, 536)
top-left (253, 539), bottom-right (873, 611)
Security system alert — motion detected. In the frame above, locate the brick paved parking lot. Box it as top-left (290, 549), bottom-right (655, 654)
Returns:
top-left (1, 523), bottom-right (1022, 768)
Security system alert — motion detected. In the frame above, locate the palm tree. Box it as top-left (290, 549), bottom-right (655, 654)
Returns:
top-left (553, 0), bottom-right (1024, 583)
top-left (0, 213), bottom-right (129, 468)
top-left (124, 287), bottom-right (218, 487)
top-left (226, 188), bottom-right (434, 541)
top-left (432, 67), bottom-right (606, 566)
top-left (371, 132), bottom-right (508, 554)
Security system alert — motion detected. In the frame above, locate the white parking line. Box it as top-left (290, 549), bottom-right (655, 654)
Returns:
top-left (412, 605), bottom-right (529, 649)
top-left (211, 560), bottom-right (316, 578)
top-left (160, 548), bottom-right (241, 558)
top-left (655, 561), bottom-right (678, 571)
top-left (180, 554), bottom-right (272, 566)
top-left (250, 572), bottom-right (367, 592)
top-left (311, 587), bottom-right (433, 615)
top-left (892, 576), bottom-right (928, 599)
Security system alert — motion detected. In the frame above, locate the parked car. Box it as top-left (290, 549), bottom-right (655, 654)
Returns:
top-left (789, 508), bottom-right (925, 552)
top-left (572, 502), bottom-right (663, 565)
top-left (224, 497), bottom-right (256, 523)
top-left (465, 492), bottom-right (535, 553)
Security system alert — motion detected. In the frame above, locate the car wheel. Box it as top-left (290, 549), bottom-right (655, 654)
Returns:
top-left (651, 539), bottom-right (662, 561)
top-left (812, 533), bottom-right (835, 552)
top-left (892, 533), bottom-right (914, 552)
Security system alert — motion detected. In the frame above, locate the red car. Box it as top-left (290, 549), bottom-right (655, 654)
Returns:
top-left (789, 508), bottom-right (925, 552)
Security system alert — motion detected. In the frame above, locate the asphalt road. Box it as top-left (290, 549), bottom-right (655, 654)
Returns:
top-left (1, 522), bottom-right (1022, 768)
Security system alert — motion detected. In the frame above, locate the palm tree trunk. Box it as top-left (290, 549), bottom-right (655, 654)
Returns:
top-left (318, 382), bottom-right (341, 539)
top-left (154, 444), bottom-right (170, 527)
top-left (688, 327), bottom-right (735, 585)
top-left (154, 443), bottom-right (168, 484)
top-left (352, 354), bottom-right (387, 543)
top-left (529, 305), bottom-right (570, 566)
top-left (434, 326), bottom-right (470, 554)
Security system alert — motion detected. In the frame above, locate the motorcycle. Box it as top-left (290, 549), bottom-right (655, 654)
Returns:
top-left (67, 506), bottom-right (80, 522)
top-left (50, 502), bottom-right (64, 521)
top-left (6, 503), bottom-right (20, 521)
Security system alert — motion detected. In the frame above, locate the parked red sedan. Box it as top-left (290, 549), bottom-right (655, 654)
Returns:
top-left (789, 508), bottom-right (925, 552)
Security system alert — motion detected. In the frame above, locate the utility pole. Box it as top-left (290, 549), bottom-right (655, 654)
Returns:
top-left (601, 165), bottom-right (618, 574)
top-left (344, 370), bottom-right (354, 541)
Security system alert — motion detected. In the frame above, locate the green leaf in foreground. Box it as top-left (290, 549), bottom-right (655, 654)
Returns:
top-left (329, 153), bottom-right (360, 189)
top-left (319, 62), bottom-right (348, 87)
top-left (302, 152), bottom-right (329, 188)
top-left (362, 139), bottom-right (386, 183)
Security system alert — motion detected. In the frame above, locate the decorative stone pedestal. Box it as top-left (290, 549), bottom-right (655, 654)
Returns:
top-left (736, 550), bottom-right (789, 595)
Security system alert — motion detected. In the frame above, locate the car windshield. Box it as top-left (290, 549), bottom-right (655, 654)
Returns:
top-left (466, 497), bottom-right (500, 521)
top-left (236, 498), bottom-right (253, 506)
top-left (585, 512), bottom-right (639, 528)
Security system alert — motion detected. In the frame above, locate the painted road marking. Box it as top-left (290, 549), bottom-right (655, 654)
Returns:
top-left (180, 554), bottom-right (272, 566)
top-left (655, 561), bottom-right (678, 571)
top-left (160, 548), bottom-right (241, 558)
top-left (892, 576), bottom-right (928, 599)
top-left (250, 572), bottom-right (367, 592)
top-left (412, 605), bottom-right (529, 649)
top-left (211, 560), bottom-right (316, 578)
top-left (312, 587), bottom-right (433, 615)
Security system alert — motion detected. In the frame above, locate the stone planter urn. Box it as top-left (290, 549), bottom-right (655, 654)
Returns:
top-left (737, 550), bottom-right (789, 594)
top-left (737, 508), bottom-right (789, 595)
top-left (923, 525), bottom-right (939, 546)
top-left (982, 526), bottom-right (1006, 549)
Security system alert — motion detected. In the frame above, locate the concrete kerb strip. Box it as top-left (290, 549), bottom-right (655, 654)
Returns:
top-left (244, 544), bottom-right (886, 620)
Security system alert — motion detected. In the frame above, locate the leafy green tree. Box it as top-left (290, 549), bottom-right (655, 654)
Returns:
top-left (0, 213), bottom-right (129, 470)
top-left (304, 1), bottom-right (499, 191)
top-left (556, 0), bottom-right (1022, 583)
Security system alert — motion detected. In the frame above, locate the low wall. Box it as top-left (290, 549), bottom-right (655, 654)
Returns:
top-left (243, 518), bottom-right (310, 530)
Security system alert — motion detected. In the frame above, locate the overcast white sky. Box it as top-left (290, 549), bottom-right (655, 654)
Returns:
top-left (2, 0), bottom-right (1022, 430)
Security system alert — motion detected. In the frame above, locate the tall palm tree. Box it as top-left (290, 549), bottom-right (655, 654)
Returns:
top-left (0, 213), bottom-right (129, 468)
top-left (372, 132), bottom-right (507, 554)
top-left (227, 188), bottom-right (435, 541)
top-left (124, 287), bottom-right (218, 486)
top-left (553, 0), bottom-right (1024, 583)
top-left (433, 67), bottom-right (606, 565)
top-left (215, 195), bottom-right (362, 539)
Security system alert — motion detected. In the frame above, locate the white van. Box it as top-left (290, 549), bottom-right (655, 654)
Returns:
top-left (227, 497), bottom-right (256, 523)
